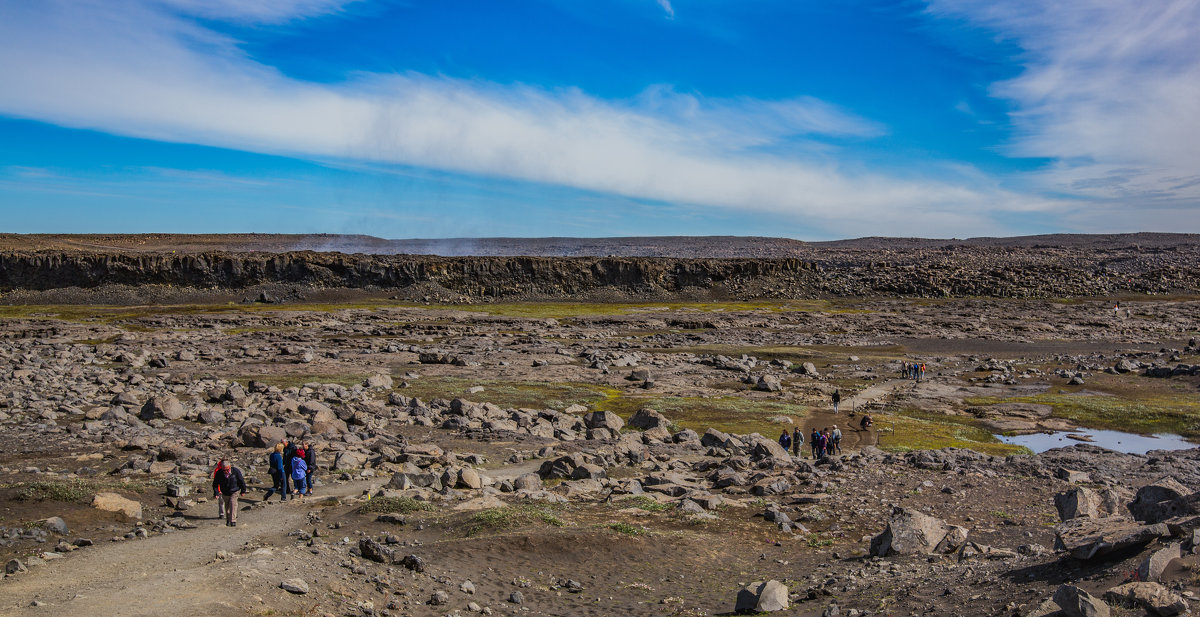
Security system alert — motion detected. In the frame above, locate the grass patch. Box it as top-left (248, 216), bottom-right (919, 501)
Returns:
top-left (608, 522), bottom-right (645, 536)
top-left (964, 384), bottom-right (1200, 439)
top-left (621, 496), bottom-right (672, 512)
top-left (874, 409), bottom-right (1031, 456)
top-left (8, 478), bottom-right (160, 503)
top-left (359, 496), bottom-right (436, 514)
top-left (806, 535), bottom-right (834, 548)
top-left (465, 504), bottom-right (565, 537)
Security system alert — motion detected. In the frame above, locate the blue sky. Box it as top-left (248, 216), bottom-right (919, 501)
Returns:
top-left (1, 1), bottom-right (1197, 240)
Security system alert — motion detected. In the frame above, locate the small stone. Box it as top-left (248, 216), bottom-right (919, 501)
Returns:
top-left (279, 579), bottom-right (309, 594)
top-left (509, 591), bottom-right (524, 604)
top-left (461, 580), bottom-right (476, 594)
top-left (429, 590), bottom-right (449, 605)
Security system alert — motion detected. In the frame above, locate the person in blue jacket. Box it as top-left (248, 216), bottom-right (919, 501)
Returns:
top-left (264, 443), bottom-right (286, 501)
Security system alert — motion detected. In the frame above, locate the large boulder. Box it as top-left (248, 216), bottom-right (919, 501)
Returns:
top-left (241, 424), bottom-right (287, 448)
top-left (1052, 584), bottom-right (1110, 617)
top-left (749, 435), bottom-right (790, 460)
top-left (333, 450), bottom-right (368, 470)
top-left (359, 537), bottom-right (400, 564)
top-left (1055, 487), bottom-right (1127, 521)
top-left (538, 453), bottom-right (586, 480)
top-left (364, 373), bottom-right (393, 389)
top-left (513, 473), bottom-right (543, 491)
top-left (1137, 543), bottom-right (1181, 582)
top-left (1054, 518), bottom-right (1169, 561)
top-left (870, 507), bottom-right (954, 556)
top-left (583, 410), bottom-right (624, 432)
top-left (755, 375), bottom-right (782, 392)
top-left (1130, 477), bottom-right (1192, 523)
top-left (1103, 582), bottom-right (1187, 616)
top-left (734, 580), bottom-right (788, 613)
top-left (628, 408), bottom-right (669, 430)
top-left (140, 395), bottom-right (186, 421)
top-left (92, 492), bottom-right (142, 519)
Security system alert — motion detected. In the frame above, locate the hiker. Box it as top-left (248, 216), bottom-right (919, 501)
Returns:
top-left (791, 427), bottom-right (802, 457)
top-left (817, 429), bottom-right (830, 459)
top-left (860, 413), bottom-right (873, 430)
top-left (919, 363), bottom-right (926, 382)
top-left (211, 459), bottom-right (247, 526)
top-left (809, 427), bottom-right (821, 459)
top-left (832, 389), bottom-right (841, 414)
top-left (281, 438), bottom-right (297, 499)
top-left (211, 459), bottom-right (225, 519)
top-left (302, 440), bottom-right (316, 496)
top-left (264, 443), bottom-right (285, 501)
top-left (831, 425), bottom-right (843, 455)
top-left (291, 448), bottom-right (309, 496)
top-left (778, 429), bottom-right (791, 453)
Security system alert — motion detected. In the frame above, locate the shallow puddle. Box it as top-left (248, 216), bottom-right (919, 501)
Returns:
top-left (998, 428), bottom-right (1196, 455)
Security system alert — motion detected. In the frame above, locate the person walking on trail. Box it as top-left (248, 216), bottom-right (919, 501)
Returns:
top-left (264, 443), bottom-right (286, 501)
top-left (302, 440), bottom-right (316, 496)
top-left (778, 429), bottom-right (791, 453)
top-left (831, 425), bottom-right (843, 455)
top-left (211, 459), bottom-right (225, 520)
top-left (291, 448), bottom-right (309, 496)
top-left (832, 389), bottom-right (841, 414)
top-left (212, 460), bottom-right (247, 526)
top-left (791, 427), bottom-right (803, 457)
top-left (817, 429), bottom-right (830, 459)
top-left (919, 363), bottom-right (926, 382)
top-left (281, 438), bottom-right (297, 500)
top-left (809, 427), bottom-right (821, 459)
top-left (860, 413), bottom-right (873, 430)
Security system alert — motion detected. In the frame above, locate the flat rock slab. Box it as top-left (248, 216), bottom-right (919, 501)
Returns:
top-left (1054, 518), bottom-right (1168, 561)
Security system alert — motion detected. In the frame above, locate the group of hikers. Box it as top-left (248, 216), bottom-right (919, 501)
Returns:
top-left (777, 425), bottom-right (848, 459)
top-left (902, 361), bottom-right (926, 382)
top-left (209, 438), bottom-right (317, 526)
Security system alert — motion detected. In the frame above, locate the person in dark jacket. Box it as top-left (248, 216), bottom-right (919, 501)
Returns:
top-left (832, 389), bottom-right (841, 414)
top-left (777, 430), bottom-right (791, 453)
top-left (810, 427), bottom-right (820, 459)
top-left (302, 440), bottom-right (316, 496)
top-left (264, 443), bottom-right (285, 501)
top-left (281, 438), bottom-right (296, 500)
top-left (212, 460), bottom-right (247, 526)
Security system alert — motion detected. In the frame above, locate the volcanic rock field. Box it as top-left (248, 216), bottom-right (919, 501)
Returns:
top-left (0, 234), bottom-right (1199, 617)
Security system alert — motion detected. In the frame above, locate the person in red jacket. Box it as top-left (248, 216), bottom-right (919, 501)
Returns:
top-left (212, 460), bottom-right (248, 526)
top-left (211, 459), bottom-right (225, 520)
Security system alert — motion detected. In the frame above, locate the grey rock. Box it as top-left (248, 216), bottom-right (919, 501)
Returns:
top-left (735, 580), bottom-right (789, 613)
top-left (1052, 585), bottom-right (1109, 617)
top-left (280, 579), bottom-right (309, 594)
top-left (1104, 582), bottom-right (1188, 616)
top-left (1137, 542), bottom-right (1181, 582)
top-left (870, 506), bottom-right (951, 556)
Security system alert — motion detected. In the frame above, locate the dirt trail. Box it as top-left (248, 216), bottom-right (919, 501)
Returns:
top-left (0, 481), bottom-right (371, 617)
top-left (793, 379), bottom-right (912, 452)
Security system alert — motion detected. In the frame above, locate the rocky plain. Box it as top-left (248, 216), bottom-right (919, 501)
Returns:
top-left (0, 234), bottom-right (1198, 617)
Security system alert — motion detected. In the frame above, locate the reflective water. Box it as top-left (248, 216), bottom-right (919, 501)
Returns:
top-left (998, 428), bottom-right (1196, 455)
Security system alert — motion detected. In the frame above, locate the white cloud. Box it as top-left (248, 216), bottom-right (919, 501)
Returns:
top-left (927, 0), bottom-right (1200, 209)
top-left (656, 0), bottom-right (675, 19)
top-left (155, 0), bottom-right (362, 23)
top-left (0, 0), bottom-right (1065, 238)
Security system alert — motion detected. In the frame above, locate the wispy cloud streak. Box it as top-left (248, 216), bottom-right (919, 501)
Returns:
top-left (0, 0), bottom-right (1064, 237)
